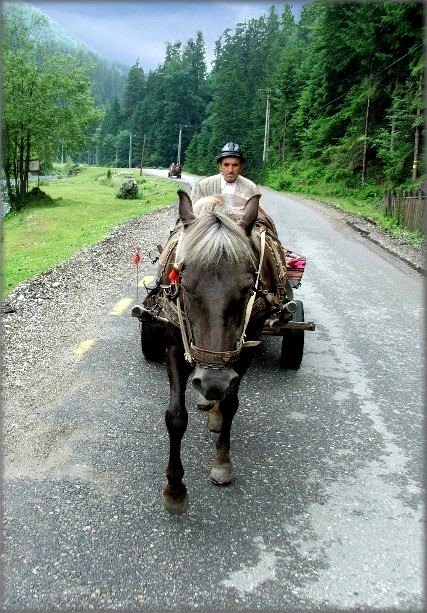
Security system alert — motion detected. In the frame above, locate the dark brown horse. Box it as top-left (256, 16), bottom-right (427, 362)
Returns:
top-left (155, 190), bottom-right (291, 514)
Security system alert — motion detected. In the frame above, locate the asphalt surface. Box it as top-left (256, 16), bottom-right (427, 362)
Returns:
top-left (3, 176), bottom-right (424, 611)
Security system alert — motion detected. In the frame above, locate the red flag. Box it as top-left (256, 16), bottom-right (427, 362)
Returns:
top-left (133, 250), bottom-right (141, 266)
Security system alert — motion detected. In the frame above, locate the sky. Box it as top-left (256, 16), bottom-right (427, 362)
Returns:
top-left (27, 1), bottom-right (304, 71)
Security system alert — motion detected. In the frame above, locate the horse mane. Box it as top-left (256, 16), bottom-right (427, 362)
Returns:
top-left (174, 208), bottom-right (255, 271)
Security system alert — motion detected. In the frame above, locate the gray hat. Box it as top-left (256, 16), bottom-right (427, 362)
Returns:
top-left (217, 142), bottom-right (245, 163)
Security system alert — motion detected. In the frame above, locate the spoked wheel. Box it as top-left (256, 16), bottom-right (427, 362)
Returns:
top-left (280, 299), bottom-right (304, 369)
top-left (140, 322), bottom-right (166, 362)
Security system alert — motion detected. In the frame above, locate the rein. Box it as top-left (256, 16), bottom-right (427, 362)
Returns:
top-left (176, 228), bottom-right (266, 367)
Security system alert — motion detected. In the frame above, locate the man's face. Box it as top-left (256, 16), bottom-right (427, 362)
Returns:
top-left (219, 157), bottom-right (244, 183)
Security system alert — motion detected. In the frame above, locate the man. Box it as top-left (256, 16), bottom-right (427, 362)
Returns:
top-left (191, 141), bottom-right (259, 202)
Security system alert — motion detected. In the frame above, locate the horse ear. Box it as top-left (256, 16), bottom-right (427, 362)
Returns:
top-left (238, 194), bottom-right (261, 235)
top-left (177, 190), bottom-right (195, 224)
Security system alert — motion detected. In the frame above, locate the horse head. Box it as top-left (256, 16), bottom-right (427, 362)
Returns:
top-left (175, 190), bottom-right (261, 401)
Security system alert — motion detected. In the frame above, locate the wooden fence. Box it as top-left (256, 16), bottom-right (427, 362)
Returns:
top-left (383, 189), bottom-right (426, 233)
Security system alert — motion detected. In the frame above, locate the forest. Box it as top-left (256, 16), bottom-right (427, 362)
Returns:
top-left (2, 1), bottom-right (424, 211)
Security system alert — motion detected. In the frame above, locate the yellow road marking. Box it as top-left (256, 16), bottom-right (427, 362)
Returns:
top-left (74, 339), bottom-right (96, 359)
top-left (109, 297), bottom-right (133, 315)
top-left (138, 274), bottom-right (155, 288)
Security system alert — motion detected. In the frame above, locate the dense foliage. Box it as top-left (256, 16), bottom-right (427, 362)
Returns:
top-left (97, 1), bottom-right (424, 192)
top-left (1, 3), bottom-right (100, 208)
top-left (96, 33), bottom-right (209, 168)
top-left (1, 2), bottom-right (128, 208)
top-left (2, 1), bottom-right (424, 212)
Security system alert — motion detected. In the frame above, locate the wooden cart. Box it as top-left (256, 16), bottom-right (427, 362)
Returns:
top-left (132, 252), bottom-right (315, 370)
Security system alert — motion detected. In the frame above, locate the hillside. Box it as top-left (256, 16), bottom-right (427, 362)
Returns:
top-left (4, 2), bottom-right (129, 105)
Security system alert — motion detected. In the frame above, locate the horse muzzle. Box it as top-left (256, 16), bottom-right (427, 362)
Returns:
top-left (192, 365), bottom-right (239, 401)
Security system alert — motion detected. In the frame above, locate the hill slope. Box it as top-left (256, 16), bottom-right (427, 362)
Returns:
top-left (4, 2), bottom-right (129, 105)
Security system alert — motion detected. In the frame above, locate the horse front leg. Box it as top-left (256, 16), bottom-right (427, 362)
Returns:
top-left (209, 347), bottom-right (257, 485)
top-left (210, 392), bottom-right (238, 485)
top-left (163, 343), bottom-right (192, 515)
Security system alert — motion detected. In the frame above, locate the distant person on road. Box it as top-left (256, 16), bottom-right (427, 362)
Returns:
top-left (191, 141), bottom-right (259, 204)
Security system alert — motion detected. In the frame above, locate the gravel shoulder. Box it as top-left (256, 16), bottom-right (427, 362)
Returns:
top-left (2, 203), bottom-right (179, 471)
top-left (2, 190), bottom-right (424, 470)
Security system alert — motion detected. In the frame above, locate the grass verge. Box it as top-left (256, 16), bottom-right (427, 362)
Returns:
top-left (265, 162), bottom-right (424, 246)
top-left (2, 166), bottom-right (180, 296)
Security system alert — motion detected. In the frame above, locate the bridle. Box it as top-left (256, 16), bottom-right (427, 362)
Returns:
top-left (174, 229), bottom-right (266, 367)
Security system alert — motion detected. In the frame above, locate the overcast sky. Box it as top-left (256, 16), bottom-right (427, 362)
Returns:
top-left (28, 1), bottom-right (304, 70)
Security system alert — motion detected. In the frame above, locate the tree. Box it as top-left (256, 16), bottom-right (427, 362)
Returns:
top-left (273, 1), bottom-right (423, 186)
top-left (2, 4), bottom-right (97, 207)
top-left (185, 11), bottom-right (284, 180)
top-left (96, 97), bottom-right (124, 165)
top-left (122, 58), bottom-right (145, 125)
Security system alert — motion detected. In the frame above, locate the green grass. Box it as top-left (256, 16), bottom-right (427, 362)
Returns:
top-left (2, 166), bottom-right (180, 296)
top-left (265, 162), bottom-right (424, 246)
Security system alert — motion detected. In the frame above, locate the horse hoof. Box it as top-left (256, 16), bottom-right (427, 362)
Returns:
top-left (163, 492), bottom-right (188, 515)
top-left (196, 392), bottom-right (214, 412)
top-left (206, 408), bottom-right (222, 432)
top-left (210, 463), bottom-right (232, 485)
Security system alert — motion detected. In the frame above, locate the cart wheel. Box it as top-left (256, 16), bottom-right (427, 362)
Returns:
top-left (280, 299), bottom-right (304, 369)
top-left (140, 322), bottom-right (166, 362)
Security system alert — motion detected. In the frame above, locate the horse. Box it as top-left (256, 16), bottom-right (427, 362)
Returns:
top-left (154, 190), bottom-right (291, 515)
top-left (168, 163), bottom-right (181, 178)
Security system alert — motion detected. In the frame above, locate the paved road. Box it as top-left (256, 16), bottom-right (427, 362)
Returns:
top-left (3, 179), bottom-right (424, 610)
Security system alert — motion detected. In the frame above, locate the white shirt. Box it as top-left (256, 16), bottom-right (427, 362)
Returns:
top-left (220, 176), bottom-right (236, 194)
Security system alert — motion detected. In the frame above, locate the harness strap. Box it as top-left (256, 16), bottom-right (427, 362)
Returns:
top-left (237, 229), bottom-right (266, 350)
top-left (190, 344), bottom-right (240, 368)
top-left (171, 228), bottom-right (267, 366)
top-left (177, 294), bottom-right (194, 364)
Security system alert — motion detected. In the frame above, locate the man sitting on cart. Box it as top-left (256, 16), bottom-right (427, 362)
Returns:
top-left (191, 141), bottom-right (306, 284)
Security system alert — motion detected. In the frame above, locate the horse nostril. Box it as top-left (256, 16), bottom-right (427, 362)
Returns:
top-left (228, 370), bottom-right (239, 391)
top-left (192, 374), bottom-right (202, 391)
top-left (192, 366), bottom-right (239, 401)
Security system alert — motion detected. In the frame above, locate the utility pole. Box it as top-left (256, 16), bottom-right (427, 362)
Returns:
top-left (258, 88), bottom-right (277, 163)
top-left (412, 72), bottom-right (422, 181)
top-left (175, 123), bottom-right (198, 167)
top-left (263, 91), bottom-right (271, 162)
top-left (139, 133), bottom-right (146, 175)
top-left (361, 95), bottom-right (370, 185)
top-left (177, 125), bottom-right (183, 167)
top-left (128, 132), bottom-right (132, 169)
top-left (362, 74), bottom-right (373, 185)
